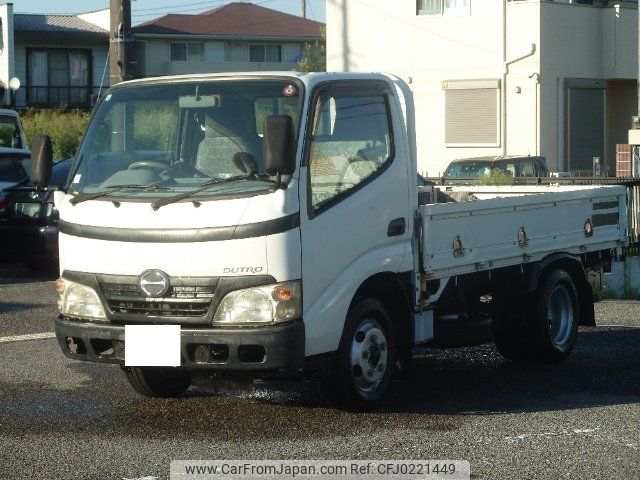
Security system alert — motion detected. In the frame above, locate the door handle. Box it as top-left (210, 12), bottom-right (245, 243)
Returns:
top-left (387, 217), bottom-right (406, 237)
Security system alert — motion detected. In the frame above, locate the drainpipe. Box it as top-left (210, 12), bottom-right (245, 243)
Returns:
top-left (502, 42), bottom-right (537, 156)
top-left (500, 0), bottom-right (507, 154)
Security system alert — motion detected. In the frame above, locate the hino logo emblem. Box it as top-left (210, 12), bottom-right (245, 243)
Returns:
top-left (138, 269), bottom-right (170, 297)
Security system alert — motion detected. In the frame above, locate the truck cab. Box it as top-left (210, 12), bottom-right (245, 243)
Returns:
top-left (44, 73), bottom-right (415, 407)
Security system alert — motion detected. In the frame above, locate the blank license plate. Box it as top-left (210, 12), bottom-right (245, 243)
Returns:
top-left (125, 325), bottom-right (181, 367)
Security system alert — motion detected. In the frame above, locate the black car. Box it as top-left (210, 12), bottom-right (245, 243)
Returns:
top-left (443, 155), bottom-right (549, 179)
top-left (0, 158), bottom-right (72, 271)
top-left (0, 148), bottom-right (31, 192)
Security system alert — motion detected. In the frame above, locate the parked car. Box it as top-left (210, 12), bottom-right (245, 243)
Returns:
top-left (0, 149), bottom-right (30, 192)
top-left (443, 155), bottom-right (549, 180)
top-left (0, 110), bottom-right (31, 216)
top-left (0, 158), bottom-right (72, 271)
top-left (0, 109), bottom-right (27, 150)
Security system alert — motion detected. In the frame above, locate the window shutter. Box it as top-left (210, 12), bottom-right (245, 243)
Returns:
top-left (444, 79), bottom-right (500, 146)
top-left (567, 87), bottom-right (605, 172)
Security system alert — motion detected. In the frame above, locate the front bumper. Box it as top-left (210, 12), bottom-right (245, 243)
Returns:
top-left (54, 316), bottom-right (305, 372)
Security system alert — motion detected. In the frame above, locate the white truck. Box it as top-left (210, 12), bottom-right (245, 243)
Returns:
top-left (29, 72), bottom-right (628, 408)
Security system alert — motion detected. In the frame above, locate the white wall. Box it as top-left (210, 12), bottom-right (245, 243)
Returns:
top-left (326, 0), bottom-right (638, 175)
top-left (540, 2), bottom-right (638, 172)
top-left (0, 3), bottom-right (15, 105)
top-left (143, 38), bottom-right (305, 78)
top-left (77, 9), bottom-right (110, 31)
top-left (327, 0), bottom-right (513, 174)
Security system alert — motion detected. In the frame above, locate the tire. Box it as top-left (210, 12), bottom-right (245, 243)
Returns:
top-left (491, 306), bottom-right (529, 362)
top-left (123, 366), bottom-right (191, 397)
top-left (320, 298), bottom-right (396, 410)
top-left (526, 269), bottom-right (579, 363)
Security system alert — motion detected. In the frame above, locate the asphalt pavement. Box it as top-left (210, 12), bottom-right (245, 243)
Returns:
top-left (0, 262), bottom-right (638, 480)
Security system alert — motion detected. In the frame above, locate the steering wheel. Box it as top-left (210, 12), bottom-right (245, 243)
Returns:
top-left (127, 161), bottom-right (169, 172)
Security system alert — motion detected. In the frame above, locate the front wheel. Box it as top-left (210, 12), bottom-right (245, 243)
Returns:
top-left (123, 366), bottom-right (191, 397)
top-left (320, 298), bottom-right (396, 410)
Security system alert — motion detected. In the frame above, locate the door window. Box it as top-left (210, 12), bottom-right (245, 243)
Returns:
top-left (308, 86), bottom-right (394, 212)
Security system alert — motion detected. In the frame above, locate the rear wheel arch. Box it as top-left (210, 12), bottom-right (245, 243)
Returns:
top-left (527, 254), bottom-right (594, 326)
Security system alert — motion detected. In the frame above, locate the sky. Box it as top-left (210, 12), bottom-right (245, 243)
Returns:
top-left (11, 0), bottom-right (327, 24)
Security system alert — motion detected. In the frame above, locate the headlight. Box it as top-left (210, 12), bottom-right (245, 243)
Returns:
top-left (55, 278), bottom-right (107, 322)
top-left (213, 280), bottom-right (301, 325)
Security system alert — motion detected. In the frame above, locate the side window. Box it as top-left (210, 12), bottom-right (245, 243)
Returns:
top-left (308, 88), bottom-right (393, 211)
top-left (521, 161), bottom-right (535, 177)
top-left (497, 162), bottom-right (516, 177)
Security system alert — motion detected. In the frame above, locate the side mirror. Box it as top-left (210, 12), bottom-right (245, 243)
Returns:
top-left (263, 115), bottom-right (295, 177)
top-left (30, 134), bottom-right (53, 189)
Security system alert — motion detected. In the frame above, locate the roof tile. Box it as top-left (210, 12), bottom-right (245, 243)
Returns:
top-left (133, 2), bottom-right (324, 38)
top-left (14, 14), bottom-right (108, 34)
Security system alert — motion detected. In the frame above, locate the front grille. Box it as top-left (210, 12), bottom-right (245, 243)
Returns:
top-left (99, 277), bottom-right (216, 318)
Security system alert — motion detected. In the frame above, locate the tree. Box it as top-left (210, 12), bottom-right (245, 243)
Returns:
top-left (297, 27), bottom-right (326, 72)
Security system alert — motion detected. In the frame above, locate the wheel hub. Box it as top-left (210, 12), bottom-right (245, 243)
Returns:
top-left (350, 320), bottom-right (388, 392)
top-left (547, 284), bottom-right (574, 349)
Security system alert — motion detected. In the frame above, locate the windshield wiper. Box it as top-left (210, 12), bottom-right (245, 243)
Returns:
top-left (70, 184), bottom-right (173, 206)
top-left (151, 174), bottom-right (274, 211)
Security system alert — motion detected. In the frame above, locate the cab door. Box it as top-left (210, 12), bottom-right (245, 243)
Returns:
top-left (298, 80), bottom-right (412, 356)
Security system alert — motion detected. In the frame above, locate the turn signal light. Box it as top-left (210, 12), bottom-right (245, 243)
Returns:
top-left (55, 278), bottom-right (66, 295)
top-left (272, 285), bottom-right (294, 301)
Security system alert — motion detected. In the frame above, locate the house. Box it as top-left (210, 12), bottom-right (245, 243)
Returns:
top-left (132, 2), bottom-right (325, 77)
top-left (326, 0), bottom-right (639, 175)
top-left (0, 3), bottom-right (109, 109)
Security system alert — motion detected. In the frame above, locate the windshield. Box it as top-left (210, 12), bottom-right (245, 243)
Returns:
top-left (71, 78), bottom-right (302, 198)
top-left (0, 115), bottom-right (24, 149)
top-left (444, 163), bottom-right (492, 178)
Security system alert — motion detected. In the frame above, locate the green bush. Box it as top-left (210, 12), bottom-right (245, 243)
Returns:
top-left (475, 168), bottom-right (514, 186)
top-left (21, 108), bottom-right (91, 161)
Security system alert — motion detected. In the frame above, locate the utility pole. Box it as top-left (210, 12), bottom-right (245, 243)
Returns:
top-left (302, 0), bottom-right (306, 18)
top-left (110, 0), bottom-right (133, 85)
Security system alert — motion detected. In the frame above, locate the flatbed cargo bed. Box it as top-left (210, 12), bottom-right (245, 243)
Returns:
top-left (418, 185), bottom-right (627, 279)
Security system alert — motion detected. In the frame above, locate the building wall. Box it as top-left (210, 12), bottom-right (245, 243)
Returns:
top-left (77, 9), bottom-right (110, 31)
top-left (540, 2), bottom-right (638, 172)
top-left (142, 37), bottom-right (305, 78)
top-left (608, 79), bottom-right (638, 172)
top-left (13, 42), bottom-right (109, 107)
top-left (326, 0), bottom-right (638, 175)
top-left (326, 0), bottom-right (537, 175)
top-left (0, 3), bottom-right (15, 105)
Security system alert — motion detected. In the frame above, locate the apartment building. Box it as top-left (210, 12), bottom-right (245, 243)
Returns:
top-left (326, 0), bottom-right (639, 175)
top-left (0, 4), bottom-right (109, 109)
top-left (133, 2), bottom-right (324, 77)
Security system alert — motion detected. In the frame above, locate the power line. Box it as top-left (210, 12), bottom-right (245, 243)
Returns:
top-left (133, 0), bottom-right (226, 13)
top-left (308, 0), bottom-right (317, 21)
top-left (132, 0), bottom-right (277, 19)
top-left (132, 1), bottom-right (228, 19)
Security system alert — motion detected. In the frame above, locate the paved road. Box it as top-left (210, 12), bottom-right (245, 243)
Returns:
top-left (0, 263), bottom-right (638, 480)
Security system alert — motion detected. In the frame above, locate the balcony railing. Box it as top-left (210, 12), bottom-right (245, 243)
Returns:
top-left (19, 85), bottom-right (104, 109)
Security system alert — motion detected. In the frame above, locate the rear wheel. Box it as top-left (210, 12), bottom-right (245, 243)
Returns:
top-left (320, 298), bottom-right (396, 410)
top-left (123, 366), bottom-right (191, 397)
top-left (526, 269), bottom-right (579, 363)
top-left (491, 301), bottom-right (529, 362)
